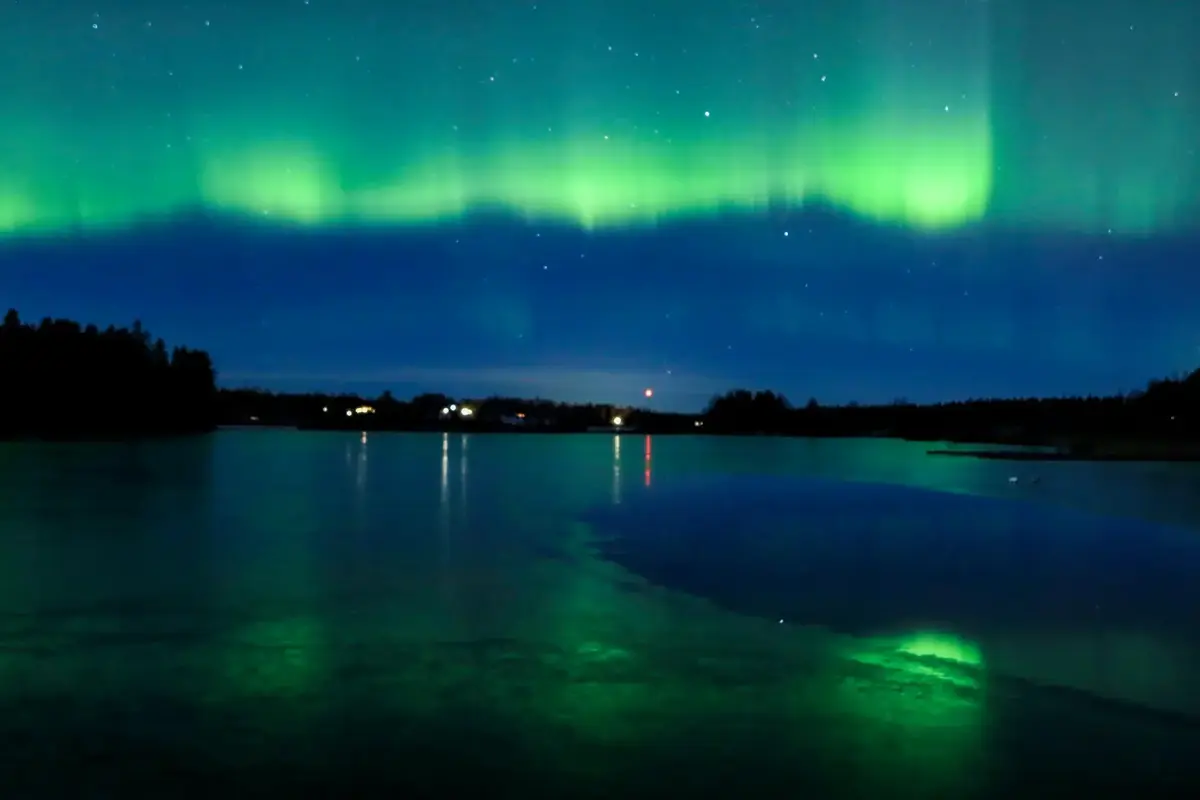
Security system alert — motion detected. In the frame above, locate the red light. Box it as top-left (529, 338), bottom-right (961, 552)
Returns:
top-left (644, 435), bottom-right (652, 487)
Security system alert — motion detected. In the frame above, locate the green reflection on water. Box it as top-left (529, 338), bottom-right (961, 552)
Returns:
top-left (1, 433), bottom-right (1198, 795)
top-left (223, 617), bottom-right (327, 699)
top-left (824, 630), bottom-right (987, 796)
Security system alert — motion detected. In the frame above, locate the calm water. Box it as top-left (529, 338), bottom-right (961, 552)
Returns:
top-left (2, 431), bottom-right (1200, 797)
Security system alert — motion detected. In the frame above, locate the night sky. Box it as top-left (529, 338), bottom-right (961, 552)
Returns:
top-left (0, 1), bottom-right (1197, 411)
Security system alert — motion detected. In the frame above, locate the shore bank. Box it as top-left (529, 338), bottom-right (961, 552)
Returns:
top-left (928, 448), bottom-right (1200, 463)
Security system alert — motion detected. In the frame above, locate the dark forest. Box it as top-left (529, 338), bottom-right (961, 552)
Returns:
top-left (2, 309), bottom-right (1197, 458)
top-left (0, 309), bottom-right (216, 439)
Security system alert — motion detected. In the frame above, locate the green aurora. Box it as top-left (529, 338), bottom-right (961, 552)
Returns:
top-left (0, 0), bottom-right (1195, 236)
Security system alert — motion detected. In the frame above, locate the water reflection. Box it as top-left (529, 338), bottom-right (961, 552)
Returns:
top-left (586, 474), bottom-right (1200, 717)
top-left (438, 433), bottom-right (472, 523)
top-left (436, 433), bottom-right (474, 629)
top-left (643, 434), bottom-right (652, 488)
top-left (612, 435), bottom-right (622, 505)
top-left (354, 431), bottom-right (369, 525)
top-left (460, 434), bottom-right (469, 513)
top-left (832, 630), bottom-right (987, 796)
top-left (440, 432), bottom-right (450, 522)
top-left (1, 432), bottom-right (1197, 794)
top-left (208, 435), bottom-right (333, 718)
top-left (0, 437), bottom-right (218, 615)
top-left (222, 615), bottom-right (328, 704)
top-left (438, 432), bottom-right (454, 617)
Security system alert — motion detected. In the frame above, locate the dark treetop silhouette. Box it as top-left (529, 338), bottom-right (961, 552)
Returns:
top-left (3, 308), bottom-right (1198, 457)
top-left (0, 309), bottom-right (217, 439)
top-left (219, 370), bottom-right (1200, 459)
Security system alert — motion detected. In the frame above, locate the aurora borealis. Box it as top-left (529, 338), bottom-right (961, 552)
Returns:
top-left (0, 0), bottom-right (1198, 407)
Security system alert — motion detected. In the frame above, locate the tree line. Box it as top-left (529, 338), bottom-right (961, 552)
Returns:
top-left (218, 371), bottom-right (1200, 448)
top-left (2, 307), bottom-right (1197, 448)
top-left (216, 390), bottom-right (703, 433)
top-left (0, 309), bottom-right (217, 439)
top-left (699, 380), bottom-right (1199, 446)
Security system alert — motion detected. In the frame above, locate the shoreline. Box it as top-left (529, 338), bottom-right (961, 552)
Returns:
top-left (6, 426), bottom-right (1198, 465)
top-left (927, 449), bottom-right (1200, 463)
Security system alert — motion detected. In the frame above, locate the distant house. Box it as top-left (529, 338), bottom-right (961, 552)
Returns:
top-left (500, 412), bottom-right (557, 428)
top-left (438, 403), bottom-right (475, 421)
top-left (587, 424), bottom-right (634, 432)
top-left (499, 411), bottom-right (561, 428)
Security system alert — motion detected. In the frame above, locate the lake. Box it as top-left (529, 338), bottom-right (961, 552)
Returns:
top-left (2, 431), bottom-right (1200, 797)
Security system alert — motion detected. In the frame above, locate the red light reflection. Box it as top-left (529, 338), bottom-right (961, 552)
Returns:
top-left (644, 435), bottom-right (652, 487)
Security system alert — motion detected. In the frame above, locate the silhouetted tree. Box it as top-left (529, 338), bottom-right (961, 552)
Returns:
top-left (0, 309), bottom-right (218, 439)
top-left (411, 392), bottom-right (454, 419)
top-left (704, 389), bottom-right (793, 433)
